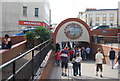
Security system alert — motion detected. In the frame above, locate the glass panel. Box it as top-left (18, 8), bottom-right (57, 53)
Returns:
top-left (35, 8), bottom-right (39, 17)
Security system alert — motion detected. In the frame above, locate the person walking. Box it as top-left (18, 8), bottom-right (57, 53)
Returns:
top-left (69, 48), bottom-right (74, 61)
top-left (81, 47), bottom-right (86, 61)
top-left (56, 43), bottom-right (60, 52)
top-left (95, 48), bottom-right (104, 78)
top-left (75, 53), bottom-right (82, 76)
top-left (60, 47), bottom-right (70, 76)
top-left (72, 58), bottom-right (78, 76)
top-left (86, 46), bottom-right (91, 60)
top-left (55, 50), bottom-right (61, 66)
top-left (108, 48), bottom-right (116, 69)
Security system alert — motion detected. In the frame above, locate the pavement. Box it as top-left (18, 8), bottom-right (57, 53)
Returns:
top-left (49, 61), bottom-right (119, 80)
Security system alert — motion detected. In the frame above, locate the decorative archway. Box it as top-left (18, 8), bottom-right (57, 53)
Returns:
top-left (53, 18), bottom-right (92, 45)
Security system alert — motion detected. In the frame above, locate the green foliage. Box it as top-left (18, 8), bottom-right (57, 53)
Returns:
top-left (26, 27), bottom-right (51, 48)
top-left (26, 31), bottom-right (35, 48)
top-left (34, 27), bottom-right (51, 43)
top-left (50, 41), bottom-right (55, 51)
top-left (26, 31), bottom-right (35, 40)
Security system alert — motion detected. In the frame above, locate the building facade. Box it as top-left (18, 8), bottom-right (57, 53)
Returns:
top-left (119, 1), bottom-right (120, 26)
top-left (0, 2), bottom-right (21, 36)
top-left (78, 8), bottom-right (118, 28)
top-left (0, 0), bottom-right (51, 36)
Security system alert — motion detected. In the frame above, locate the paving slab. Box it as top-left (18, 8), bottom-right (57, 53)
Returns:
top-left (49, 61), bottom-right (118, 80)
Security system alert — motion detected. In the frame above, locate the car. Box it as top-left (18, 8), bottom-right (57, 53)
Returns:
top-left (91, 25), bottom-right (109, 31)
top-left (12, 28), bottom-right (35, 36)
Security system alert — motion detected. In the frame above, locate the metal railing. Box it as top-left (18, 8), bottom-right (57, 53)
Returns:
top-left (0, 30), bottom-right (21, 37)
top-left (0, 39), bottom-right (52, 81)
top-left (92, 35), bottom-right (120, 44)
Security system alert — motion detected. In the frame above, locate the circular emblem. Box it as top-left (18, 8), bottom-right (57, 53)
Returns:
top-left (64, 23), bottom-right (83, 39)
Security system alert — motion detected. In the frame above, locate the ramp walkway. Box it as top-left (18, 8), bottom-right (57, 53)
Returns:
top-left (49, 61), bottom-right (118, 80)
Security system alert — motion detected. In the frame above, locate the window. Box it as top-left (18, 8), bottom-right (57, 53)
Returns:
top-left (96, 14), bottom-right (99, 17)
top-left (110, 13), bottom-right (114, 17)
top-left (35, 8), bottom-right (39, 17)
top-left (23, 6), bottom-right (27, 16)
top-left (95, 21), bottom-right (99, 26)
top-left (103, 21), bottom-right (106, 25)
top-left (96, 21), bottom-right (99, 23)
top-left (89, 20), bottom-right (92, 26)
top-left (89, 14), bottom-right (92, 18)
top-left (110, 21), bottom-right (113, 26)
top-left (110, 13), bottom-right (114, 21)
top-left (103, 14), bottom-right (106, 17)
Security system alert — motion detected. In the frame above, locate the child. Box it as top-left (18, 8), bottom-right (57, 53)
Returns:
top-left (75, 53), bottom-right (82, 76)
top-left (55, 50), bottom-right (61, 66)
top-left (72, 57), bottom-right (78, 76)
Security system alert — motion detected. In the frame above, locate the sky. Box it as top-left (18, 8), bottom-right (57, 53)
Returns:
top-left (49, 0), bottom-right (120, 24)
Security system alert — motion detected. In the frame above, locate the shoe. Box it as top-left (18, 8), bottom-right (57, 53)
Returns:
top-left (96, 74), bottom-right (98, 76)
top-left (74, 74), bottom-right (76, 76)
top-left (100, 75), bottom-right (103, 78)
top-left (79, 74), bottom-right (81, 76)
top-left (64, 74), bottom-right (67, 76)
top-left (62, 72), bottom-right (64, 76)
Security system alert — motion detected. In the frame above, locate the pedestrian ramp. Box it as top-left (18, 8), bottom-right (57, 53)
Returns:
top-left (49, 61), bottom-right (118, 80)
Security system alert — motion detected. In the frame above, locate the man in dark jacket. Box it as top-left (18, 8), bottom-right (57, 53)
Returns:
top-left (108, 48), bottom-right (116, 69)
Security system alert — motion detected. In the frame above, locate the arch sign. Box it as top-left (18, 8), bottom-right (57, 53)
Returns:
top-left (53, 18), bottom-right (92, 44)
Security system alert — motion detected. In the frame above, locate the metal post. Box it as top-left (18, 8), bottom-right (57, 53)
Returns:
top-left (13, 62), bottom-right (16, 81)
top-left (32, 50), bottom-right (34, 80)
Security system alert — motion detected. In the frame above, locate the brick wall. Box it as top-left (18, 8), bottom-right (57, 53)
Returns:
top-left (92, 29), bottom-right (120, 36)
top-left (38, 51), bottom-right (55, 80)
top-left (92, 29), bottom-right (120, 43)
top-left (0, 41), bottom-right (27, 65)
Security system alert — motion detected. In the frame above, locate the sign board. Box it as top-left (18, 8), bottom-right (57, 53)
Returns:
top-left (102, 30), bottom-right (107, 33)
top-left (54, 18), bottom-right (91, 43)
top-left (19, 21), bottom-right (45, 26)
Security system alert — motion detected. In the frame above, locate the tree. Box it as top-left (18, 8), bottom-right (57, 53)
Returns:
top-left (26, 30), bottom-right (35, 48)
top-left (34, 27), bottom-right (51, 43)
top-left (26, 27), bottom-right (51, 48)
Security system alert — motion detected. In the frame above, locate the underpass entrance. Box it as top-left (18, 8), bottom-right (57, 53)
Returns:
top-left (53, 18), bottom-right (92, 50)
top-left (50, 18), bottom-right (118, 79)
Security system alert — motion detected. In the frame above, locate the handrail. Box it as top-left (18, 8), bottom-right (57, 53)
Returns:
top-left (0, 39), bottom-right (51, 69)
top-left (97, 35), bottom-right (118, 38)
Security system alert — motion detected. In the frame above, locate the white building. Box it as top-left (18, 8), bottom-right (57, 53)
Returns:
top-left (78, 8), bottom-right (118, 28)
top-left (0, 2), bottom-right (21, 36)
top-left (0, 0), bottom-right (51, 36)
top-left (118, 1), bottom-right (120, 27)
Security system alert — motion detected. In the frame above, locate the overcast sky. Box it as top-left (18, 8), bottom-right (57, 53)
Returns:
top-left (49, 0), bottom-right (120, 24)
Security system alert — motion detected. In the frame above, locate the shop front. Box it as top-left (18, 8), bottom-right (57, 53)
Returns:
top-left (19, 20), bottom-right (52, 30)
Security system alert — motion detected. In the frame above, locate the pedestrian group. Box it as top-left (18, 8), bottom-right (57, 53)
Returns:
top-left (54, 43), bottom-right (119, 78)
top-left (54, 45), bottom-right (91, 77)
